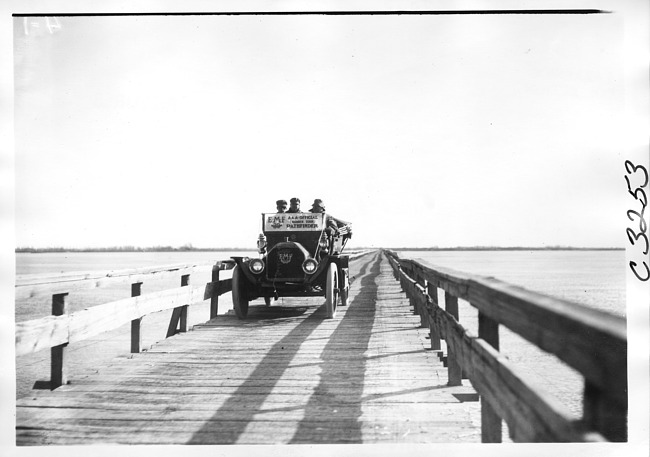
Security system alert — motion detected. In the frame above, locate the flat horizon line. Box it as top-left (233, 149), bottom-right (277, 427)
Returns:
top-left (15, 246), bottom-right (624, 253)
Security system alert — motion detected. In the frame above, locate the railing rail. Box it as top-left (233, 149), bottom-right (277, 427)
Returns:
top-left (15, 260), bottom-right (231, 300)
top-left (383, 249), bottom-right (627, 443)
top-left (16, 260), bottom-right (237, 388)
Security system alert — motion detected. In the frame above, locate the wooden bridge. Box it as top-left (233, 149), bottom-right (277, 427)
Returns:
top-left (14, 250), bottom-right (627, 445)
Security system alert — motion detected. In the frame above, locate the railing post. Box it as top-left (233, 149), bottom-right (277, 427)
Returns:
top-left (478, 311), bottom-right (502, 442)
top-left (411, 271), bottom-right (421, 319)
top-left (426, 283), bottom-right (441, 351)
top-left (398, 264), bottom-right (406, 292)
top-left (444, 292), bottom-right (462, 386)
top-left (51, 293), bottom-right (68, 389)
top-left (166, 274), bottom-right (190, 337)
top-left (418, 282), bottom-right (427, 329)
top-left (583, 381), bottom-right (627, 442)
top-left (210, 262), bottom-right (221, 319)
top-left (179, 274), bottom-right (189, 333)
top-left (413, 271), bottom-right (427, 328)
top-left (130, 282), bottom-right (143, 353)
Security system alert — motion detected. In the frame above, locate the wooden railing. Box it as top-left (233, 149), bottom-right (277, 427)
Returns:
top-left (383, 249), bottom-right (627, 443)
top-left (15, 260), bottom-right (236, 389)
top-left (15, 250), bottom-right (375, 391)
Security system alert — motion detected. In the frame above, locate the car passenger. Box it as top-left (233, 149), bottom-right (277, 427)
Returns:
top-left (309, 199), bottom-right (326, 214)
top-left (286, 197), bottom-right (301, 213)
top-left (275, 199), bottom-right (287, 213)
top-left (309, 199), bottom-right (352, 237)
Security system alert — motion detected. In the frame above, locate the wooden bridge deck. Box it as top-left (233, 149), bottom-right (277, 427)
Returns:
top-left (16, 251), bottom-right (481, 445)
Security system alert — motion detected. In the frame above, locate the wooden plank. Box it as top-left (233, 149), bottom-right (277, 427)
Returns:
top-left (448, 323), bottom-right (604, 442)
top-left (392, 251), bottom-right (627, 442)
top-left (15, 261), bottom-right (236, 300)
top-left (416, 285), bottom-right (608, 442)
top-left (217, 279), bottom-right (232, 295)
top-left (16, 283), bottom-right (222, 356)
top-left (16, 416), bottom-right (475, 446)
top-left (468, 277), bottom-right (626, 403)
top-left (16, 403), bottom-right (476, 425)
top-left (16, 261), bottom-right (228, 286)
top-left (401, 259), bottom-right (471, 299)
top-left (15, 315), bottom-right (70, 356)
top-left (397, 256), bottom-right (626, 408)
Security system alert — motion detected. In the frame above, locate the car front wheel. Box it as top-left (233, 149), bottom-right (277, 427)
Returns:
top-left (325, 262), bottom-right (338, 318)
top-left (232, 265), bottom-right (249, 319)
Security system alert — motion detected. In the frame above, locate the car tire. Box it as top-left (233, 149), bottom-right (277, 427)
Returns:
top-left (232, 265), bottom-right (249, 319)
top-left (325, 262), bottom-right (338, 318)
top-left (340, 268), bottom-right (349, 307)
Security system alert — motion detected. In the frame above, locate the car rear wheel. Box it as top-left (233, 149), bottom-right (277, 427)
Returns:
top-left (340, 267), bottom-right (349, 307)
top-left (232, 265), bottom-right (249, 319)
top-left (325, 262), bottom-right (338, 318)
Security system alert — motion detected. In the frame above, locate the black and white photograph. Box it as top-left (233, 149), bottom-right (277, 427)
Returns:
top-left (1, 1), bottom-right (648, 455)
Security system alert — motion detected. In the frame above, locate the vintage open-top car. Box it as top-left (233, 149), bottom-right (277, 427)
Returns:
top-left (231, 212), bottom-right (352, 319)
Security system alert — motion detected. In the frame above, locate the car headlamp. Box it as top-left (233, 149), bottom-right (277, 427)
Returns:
top-left (257, 233), bottom-right (267, 254)
top-left (249, 258), bottom-right (265, 274)
top-left (319, 234), bottom-right (328, 249)
top-left (302, 259), bottom-right (318, 274)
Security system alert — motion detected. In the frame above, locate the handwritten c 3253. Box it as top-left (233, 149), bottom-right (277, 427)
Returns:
top-left (625, 160), bottom-right (649, 281)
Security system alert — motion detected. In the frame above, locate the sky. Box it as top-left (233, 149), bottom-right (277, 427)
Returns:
top-left (10, 8), bottom-right (637, 249)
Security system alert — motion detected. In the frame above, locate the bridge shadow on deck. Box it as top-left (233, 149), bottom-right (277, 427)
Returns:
top-left (187, 253), bottom-right (381, 445)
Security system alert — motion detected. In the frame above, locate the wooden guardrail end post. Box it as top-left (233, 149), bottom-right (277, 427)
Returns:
top-left (167, 274), bottom-right (190, 337)
top-left (410, 295), bottom-right (418, 316)
top-left (444, 292), bottom-right (462, 386)
top-left (210, 262), bottom-right (221, 319)
top-left (50, 292), bottom-right (68, 389)
top-left (180, 275), bottom-right (190, 332)
top-left (419, 298), bottom-right (427, 328)
top-left (478, 311), bottom-right (500, 350)
top-left (130, 282), bottom-right (143, 353)
top-left (583, 381), bottom-right (627, 442)
top-left (478, 311), bottom-right (502, 442)
top-left (166, 308), bottom-right (182, 338)
top-left (426, 284), bottom-right (442, 351)
top-left (180, 305), bottom-right (189, 333)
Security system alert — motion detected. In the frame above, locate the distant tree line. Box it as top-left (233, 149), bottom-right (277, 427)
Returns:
top-left (388, 246), bottom-right (623, 251)
top-left (16, 244), bottom-right (254, 253)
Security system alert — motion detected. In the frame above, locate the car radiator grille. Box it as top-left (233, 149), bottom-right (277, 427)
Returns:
top-left (267, 248), bottom-right (305, 280)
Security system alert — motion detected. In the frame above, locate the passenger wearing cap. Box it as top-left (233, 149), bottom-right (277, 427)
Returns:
top-left (275, 199), bottom-right (287, 213)
top-left (309, 199), bottom-right (352, 236)
top-left (286, 198), bottom-right (301, 213)
top-left (309, 199), bottom-right (326, 213)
